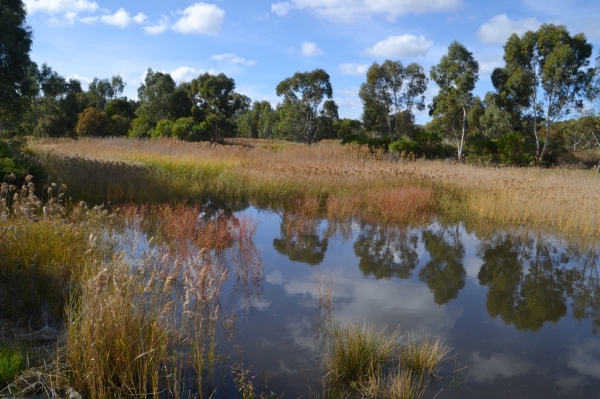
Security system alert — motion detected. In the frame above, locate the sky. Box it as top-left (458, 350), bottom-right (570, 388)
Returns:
top-left (23, 0), bottom-right (600, 123)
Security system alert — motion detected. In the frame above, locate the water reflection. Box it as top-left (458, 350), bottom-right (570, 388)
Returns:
top-left (477, 233), bottom-right (580, 331)
top-left (272, 214), bottom-right (329, 266)
top-left (272, 212), bottom-right (600, 333)
top-left (419, 227), bottom-right (466, 305)
top-left (353, 224), bottom-right (419, 279)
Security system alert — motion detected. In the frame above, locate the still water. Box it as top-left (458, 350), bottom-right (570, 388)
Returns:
top-left (206, 207), bottom-right (600, 398)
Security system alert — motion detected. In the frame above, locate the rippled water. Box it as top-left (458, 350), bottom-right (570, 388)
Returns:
top-left (173, 206), bottom-right (600, 398)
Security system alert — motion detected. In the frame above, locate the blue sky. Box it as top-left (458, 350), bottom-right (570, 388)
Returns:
top-left (24, 0), bottom-right (600, 123)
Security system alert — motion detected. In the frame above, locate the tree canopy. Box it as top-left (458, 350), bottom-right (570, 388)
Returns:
top-left (0, 0), bottom-right (34, 130)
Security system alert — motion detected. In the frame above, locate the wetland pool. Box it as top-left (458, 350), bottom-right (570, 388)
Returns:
top-left (151, 207), bottom-right (600, 398)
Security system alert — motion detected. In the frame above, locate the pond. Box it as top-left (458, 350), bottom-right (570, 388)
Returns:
top-left (138, 206), bottom-right (600, 398)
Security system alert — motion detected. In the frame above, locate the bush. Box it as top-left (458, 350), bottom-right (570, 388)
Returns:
top-left (108, 115), bottom-right (131, 137)
top-left (0, 138), bottom-right (45, 181)
top-left (128, 114), bottom-right (152, 138)
top-left (342, 134), bottom-right (391, 151)
top-left (465, 135), bottom-right (497, 165)
top-left (152, 119), bottom-right (174, 139)
top-left (34, 114), bottom-right (69, 138)
top-left (389, 131), bottom-right (455, 159)
top-left (76, 107), bottom-right (110, 137)
top-left (496, 131), bottom-right (535, 166)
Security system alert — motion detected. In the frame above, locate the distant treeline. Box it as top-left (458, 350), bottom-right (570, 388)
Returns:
top-left (2, 0), bottom-right (600, 167)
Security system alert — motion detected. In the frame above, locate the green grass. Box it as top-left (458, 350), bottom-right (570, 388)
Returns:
top-left (324, 321), bottom-right (400, 385)
top-left (0, 347), bottom-right (25, 387)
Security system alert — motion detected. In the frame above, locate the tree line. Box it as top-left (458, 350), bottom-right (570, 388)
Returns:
top-left (2, 0), bottom-right (600, 166)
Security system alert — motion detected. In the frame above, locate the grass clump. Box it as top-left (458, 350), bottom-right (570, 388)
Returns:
top-left (324, 320), bottom-right (400, 385)
top-left (0, 347), bottom-right (25, 388)
top-left (401, 333), bottom-right (452, 377)
top-left (322, 321), bottom-right (451, 399)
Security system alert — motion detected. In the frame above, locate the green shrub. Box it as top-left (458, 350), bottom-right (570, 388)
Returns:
top-left (342, 135), bottom-right (391, 151)
top-left (152, 119), bottom-right (174, 139)
top-left (128, 114), bottom-right (152, 138)
top-left (389, 138), bottom-right (418, 154)
top-left (465, 135), bottom-right (497, 165)
top-left (496, 131), bottom-right (535, 166)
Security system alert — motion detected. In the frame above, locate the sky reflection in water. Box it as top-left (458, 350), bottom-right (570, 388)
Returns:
top-left (216, 207), bottom-right (600, 398)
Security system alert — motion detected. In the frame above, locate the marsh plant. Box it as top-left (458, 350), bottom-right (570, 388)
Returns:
top-left (322, 321), bottom-right (451, 399)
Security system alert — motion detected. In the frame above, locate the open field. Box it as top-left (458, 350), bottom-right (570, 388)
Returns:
top-left (30, 137), bottom-right (600, 240)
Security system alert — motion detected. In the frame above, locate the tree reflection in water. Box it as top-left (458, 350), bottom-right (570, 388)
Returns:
top-left (353, 224), bottom-right (419, 279)
top-left (269, 211), bottom-right (600, 333)
top-left (418, 227), bottom-right (466, 305)
top-left (273, 213), bottom-right (329, 266)
top-left (476, 233), bottom-right (599, 332)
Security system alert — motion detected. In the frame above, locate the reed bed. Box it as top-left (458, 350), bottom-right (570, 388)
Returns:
top-left (29, 137), bottom-right (600, 239)
top-left (0, 171), bottom-right (261, 397)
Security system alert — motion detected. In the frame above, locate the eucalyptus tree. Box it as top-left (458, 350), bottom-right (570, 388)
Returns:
top-left (491, 24), bottom-right (593, 163)
top-left (359, 60), bottom-right (428, 139)
top-left (429, 41), bottom-right (479, 161)
top-left (190, 72), bottom-right (244, 142)
top-left (276, 69), bottom-right (336, 144)
top-left (87, 75), bottom-right (126, 110)
top-left (0, 0), bottom-right (34, 131)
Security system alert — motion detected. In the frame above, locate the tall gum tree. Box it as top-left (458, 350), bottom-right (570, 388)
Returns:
top-left (359, 60), bottom-right (428, 139)
top-left (492, 24), bottom-right (593, 163)
top-left (429, 41), bottom-right (479, 162)
top-left (276, 69), bottom-right (334, 144)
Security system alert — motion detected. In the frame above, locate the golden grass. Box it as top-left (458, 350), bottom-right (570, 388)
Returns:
top-left (29, 137), bottom-right (600, 239)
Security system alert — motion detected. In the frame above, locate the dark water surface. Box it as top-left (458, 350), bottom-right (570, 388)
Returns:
top-left (211, 207), bottom-right (600, 398)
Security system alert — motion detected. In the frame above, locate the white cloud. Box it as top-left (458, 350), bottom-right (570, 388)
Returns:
top-left (100, 8), bottom-right (147, 28)
top-left (24, 0), bottom-right (98, 15)
top-left (339, 63), bottom-right (369, 76)
top-left (468, 352), bottom-right (533, 383)
top-left (172, 3), bottom-right (225, 36)
top-left (211, 54), bottom-right (257, 66)
top-left (79, 16), bottom-right (98, 24)
top-left (365, 35), bottom-right (433, 58)
top-left (271, 0), bottom-right (462, 23)
top-left (477, 14), bottom-right (541, 44)
top-left (271, 1), bottom-right (292, 16)
top-left (143, 16), bottom-right (170, 35)
top-left (66, 73), bottom-right (92, 86)
top-left (170, 67), bottom-right (216, 83)
top-left (300, 41), bottom-right (325, 57)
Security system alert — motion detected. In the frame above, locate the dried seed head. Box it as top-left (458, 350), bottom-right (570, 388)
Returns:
top-left (163, 275), bottom-right (176, 293)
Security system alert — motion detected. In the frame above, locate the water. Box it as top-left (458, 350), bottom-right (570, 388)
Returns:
top-left (188, 207), bottom-right (600, 398)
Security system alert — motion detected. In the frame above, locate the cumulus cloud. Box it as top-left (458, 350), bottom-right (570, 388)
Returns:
top-left (101, 8), bottom-right (147, 28)
top-left (24, 0), bottom-right (98, 15)
top-left (143, 16), bottom-right (170, 35)
top-left (270, 0), bottom-right (462, 22)
top-left (172, 2), bottom-right (225, 36)
top-left (365, 35), bottom-right (433, 58)
top-left (271, 1), bottom-right (292, 16)
top-left (170, 67), bottom-right (216, 83)
top-left (211, 54), bottom-right (257, 66)
top-left (300, 41), bottom-right (325, 57)
top-left (477, 14), bottom-right (541, 44)
top-left (339, 63), bottom-right (369, 76)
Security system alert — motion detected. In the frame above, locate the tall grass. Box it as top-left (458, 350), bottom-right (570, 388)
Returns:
top-left (65, 203), bottom-right (260, 399)
top-left (30, 137), bottom-right (600, 238)
top-left (322, 321), bottom-right (451, 399)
